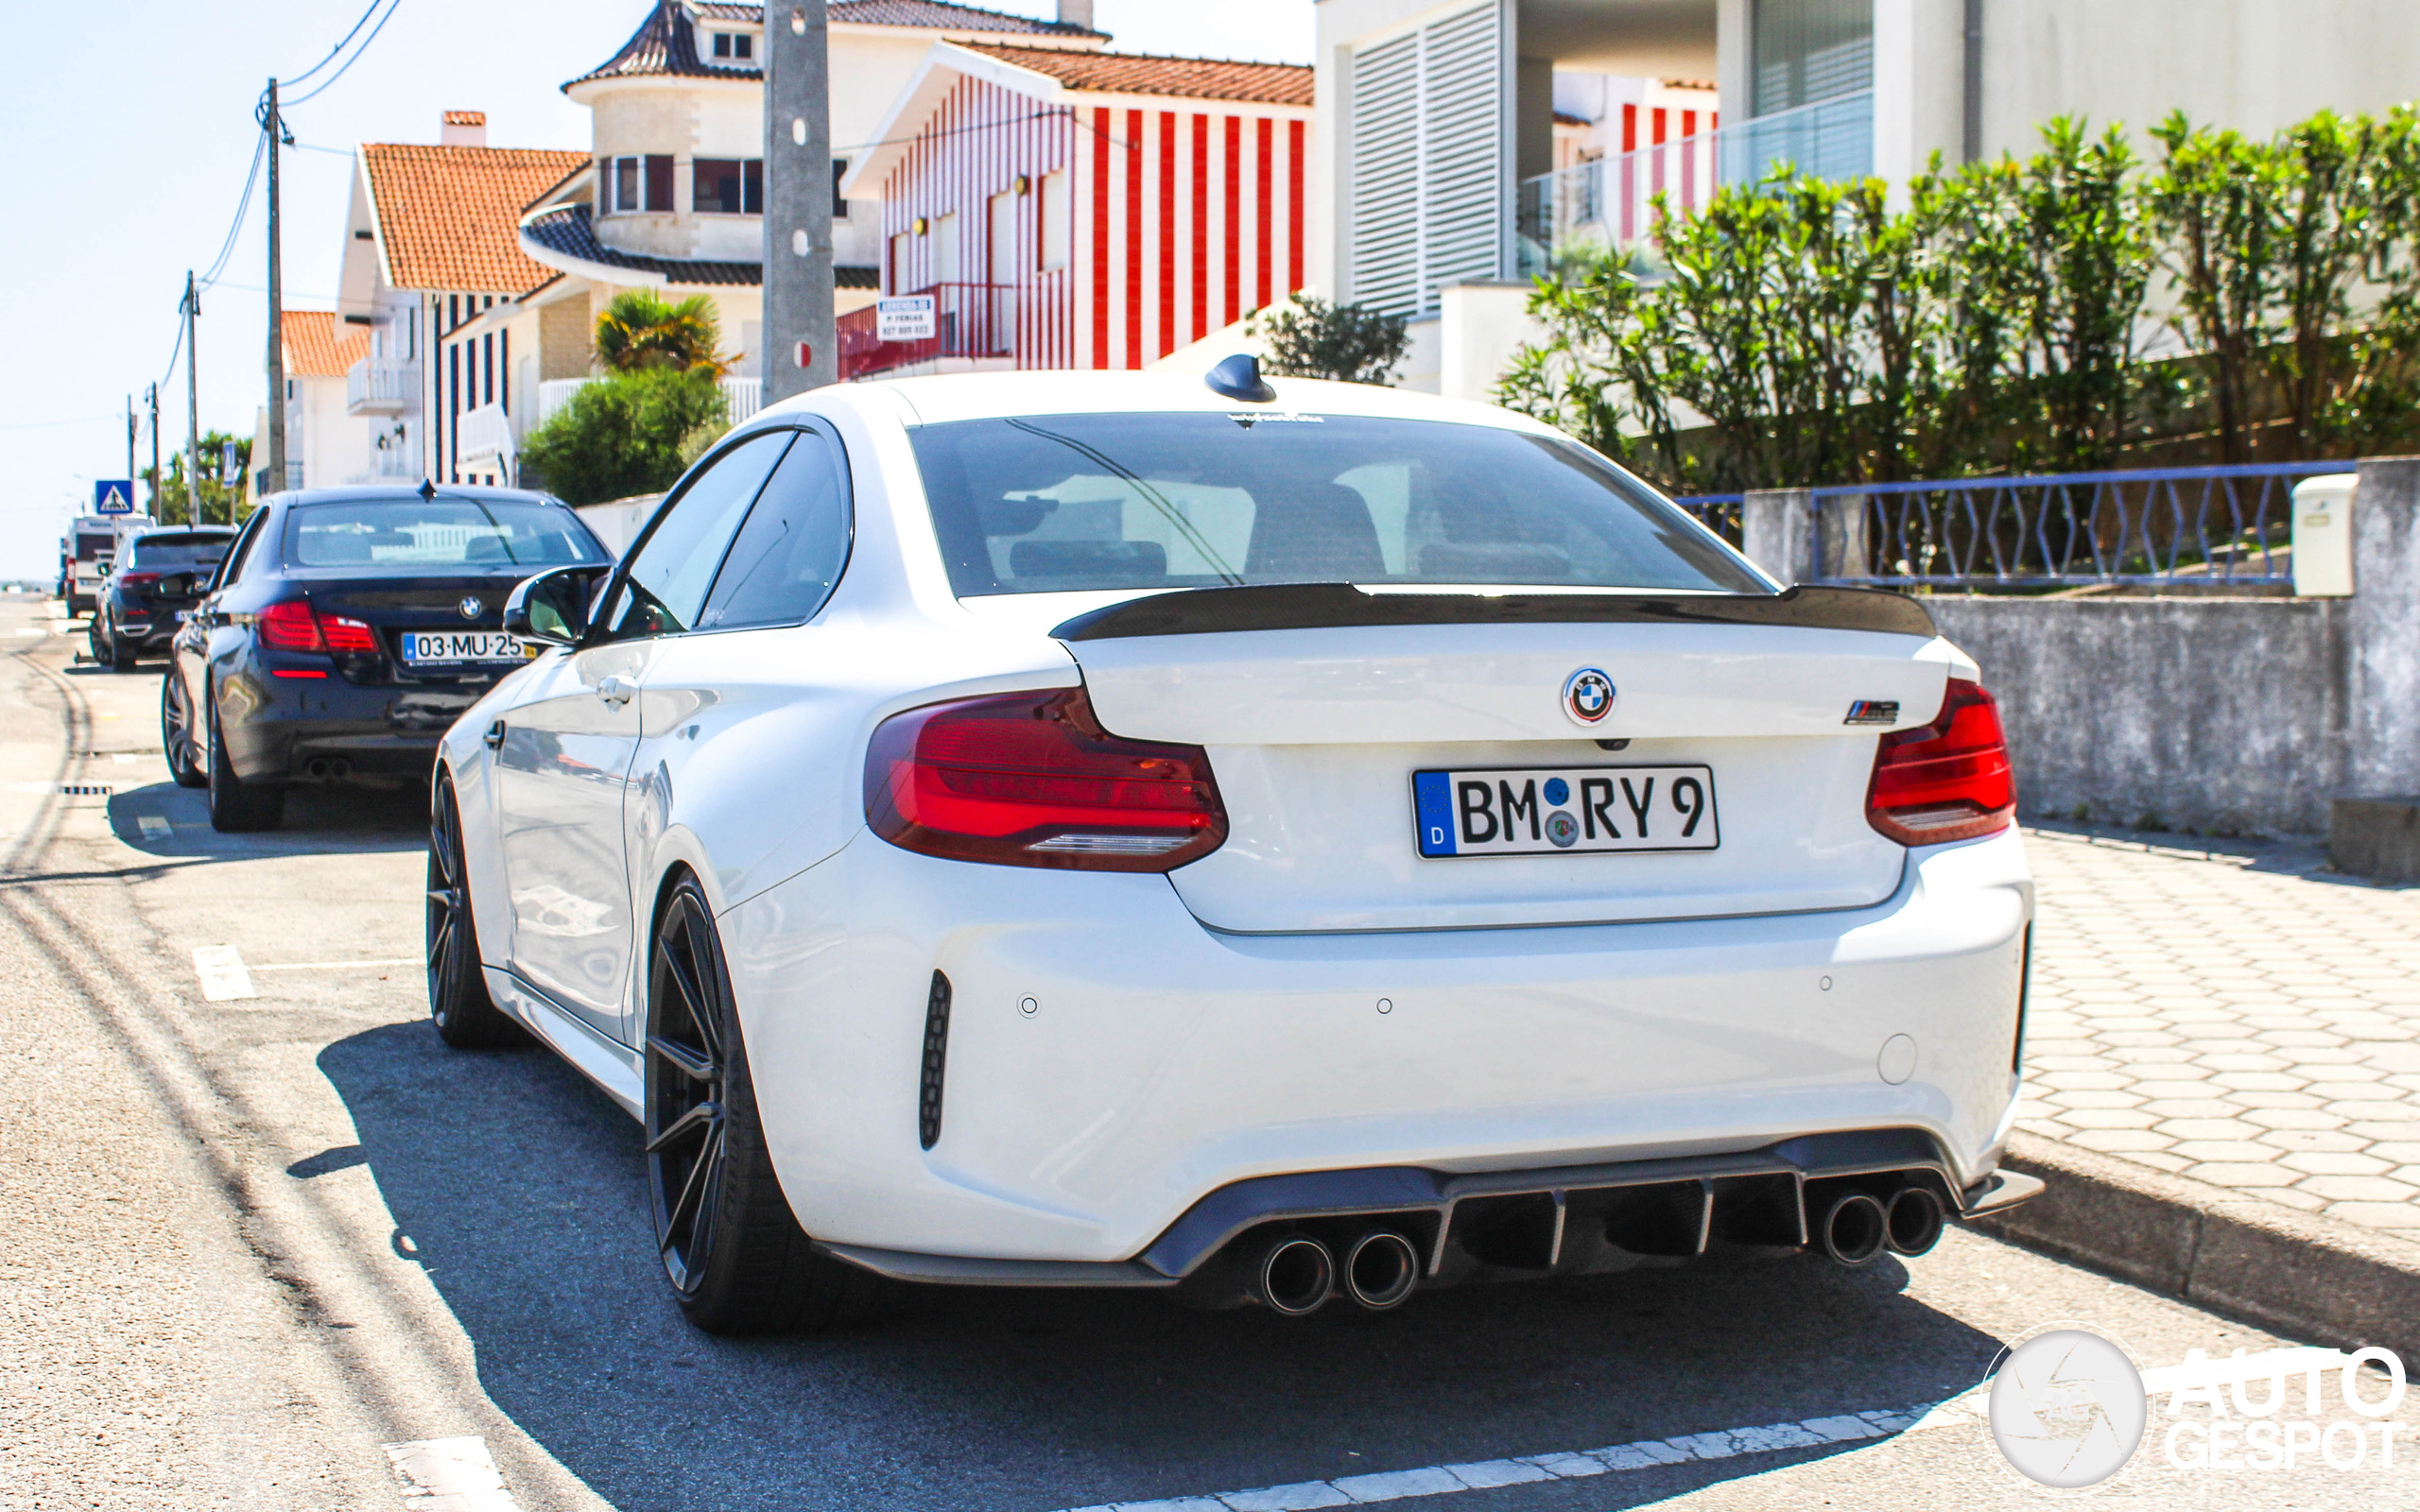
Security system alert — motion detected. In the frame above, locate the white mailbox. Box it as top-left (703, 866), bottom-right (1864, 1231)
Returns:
top-left (2291, 473), bottom-right (2357, 597)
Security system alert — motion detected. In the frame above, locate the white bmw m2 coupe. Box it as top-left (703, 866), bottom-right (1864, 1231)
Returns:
top-left (427, 359), bottom-right (2041, 1333)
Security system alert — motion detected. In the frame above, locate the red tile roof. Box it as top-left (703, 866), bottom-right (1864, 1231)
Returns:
top-left (360, 143), bottom-right (594, 294)
top-left (281, 310), bottom-right (370, 378)
top-left (959, 43), bottom-right (1313, 107)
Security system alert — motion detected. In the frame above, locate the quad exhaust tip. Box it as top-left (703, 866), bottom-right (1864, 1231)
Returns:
top-left (1253, 1234), bottom-right (1335, 1316)
top-left (1343, 1231), bottom-right (1421, 1312)
top-left (1818, 1192), bottom-right (1889, 1267)
top-left (1885, 1187), bottom-right (1945, 1257)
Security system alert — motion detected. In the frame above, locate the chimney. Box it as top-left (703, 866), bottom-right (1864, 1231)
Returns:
top-left (1056, 1), bottom-right (1094, 32)
top-left (440, 110), bottom-right (488, 147)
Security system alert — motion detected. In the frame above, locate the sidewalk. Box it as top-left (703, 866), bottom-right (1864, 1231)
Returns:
top-left (1978, 824), bottom-right (2420, 1351)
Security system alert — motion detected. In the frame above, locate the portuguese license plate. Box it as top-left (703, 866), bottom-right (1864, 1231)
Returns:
top-left (399, 630), bottom-right (531, 665)
top-left (1412, 765), bottom-right (1720, 857)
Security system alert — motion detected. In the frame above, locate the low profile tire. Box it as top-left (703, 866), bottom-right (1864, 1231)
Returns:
top-left (161, 676), bottom-right (208, 789)
top-left (426, 776), bottom-right (525, 1049)
top-left (204, 686), bottom-right (285, 833)
top-left (646, 876), bottom-right (885, 1335)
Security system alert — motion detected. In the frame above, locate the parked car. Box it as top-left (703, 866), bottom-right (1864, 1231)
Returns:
top-left (62, 513), bottom-right (142, 618)
top-left (90, 526), bottom-right (235, 671)
top-left (428, 365), bottom-right (2040, 1334)
top-left (164, 486), bottom-right (610, 832)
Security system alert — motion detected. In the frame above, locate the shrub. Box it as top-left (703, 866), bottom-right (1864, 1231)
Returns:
top-left (1253, 296), bottom-right (1411, 385)
top-left (518, 369), bottom-right (728, 506)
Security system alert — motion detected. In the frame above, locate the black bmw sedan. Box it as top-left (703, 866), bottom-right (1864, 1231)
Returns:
top-left (164, 485), bottom-right (611, 831)
top-left (90, 526), bottom-right (236, 671)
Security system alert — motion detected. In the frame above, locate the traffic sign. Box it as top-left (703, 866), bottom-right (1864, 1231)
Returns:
top-left (94, 480), bottom-right (135, 515)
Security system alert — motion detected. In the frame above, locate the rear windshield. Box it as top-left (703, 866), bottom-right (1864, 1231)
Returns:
top-left (125, 535), bottom-right (231, 569)
top-left (908, 412), bottom-right (1764, 596)
top-left (283, 498), bottom-right (606, 571)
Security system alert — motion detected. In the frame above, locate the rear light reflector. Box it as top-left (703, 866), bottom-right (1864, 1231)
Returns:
top-left (255, 598), bottom-right (380, 655)
top-left (120, 572), bottom-right (162, 589)
top-left (1865, 678), bottom-right (2016, 846)
top-left (864, 687), bottom-right (1226, 871)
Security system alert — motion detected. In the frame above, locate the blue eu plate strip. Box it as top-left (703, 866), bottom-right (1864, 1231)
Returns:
top-left (1412, 770), bottom-right (1457, 856)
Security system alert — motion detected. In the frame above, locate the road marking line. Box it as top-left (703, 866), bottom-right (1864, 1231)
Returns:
top-left (192, 945), bottom-right (256, 1002)
top-left (383, 1436), bottom-right (523, 1511)
top-left (12, 627), bottom-right (44, 636)
top-left (1057, 1346), bottom-right (2350, 1512)
top-left (137, 816), bottom-right (171, 837)
top-left (251, 956), bottom-right (420, 972)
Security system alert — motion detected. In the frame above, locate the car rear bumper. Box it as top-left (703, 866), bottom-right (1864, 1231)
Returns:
top-left (723, 825), bottom-right (2035, 1268)
top-left (216, 665), bottom-right (488, 781)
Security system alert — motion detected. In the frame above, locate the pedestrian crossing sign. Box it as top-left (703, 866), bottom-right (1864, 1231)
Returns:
top-left (94, 480), bottom-right (134, 515)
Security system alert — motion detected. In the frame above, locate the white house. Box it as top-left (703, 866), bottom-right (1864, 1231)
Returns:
top-left (1309, 0), bottom-right (2420, 395)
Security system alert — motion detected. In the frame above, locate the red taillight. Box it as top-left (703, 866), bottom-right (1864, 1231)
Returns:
top-left (1865, 678), bottom-right (2016, 846)
top-left (864, 687), bottom-right (1226, 871)
top-left (121, 572), bottom-right (162, 589)
top-left (255, 598), bottom-right (379, 655)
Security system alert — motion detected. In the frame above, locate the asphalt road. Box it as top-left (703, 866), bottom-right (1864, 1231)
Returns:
top-left (3, 590), bottom-right (2415, 1512)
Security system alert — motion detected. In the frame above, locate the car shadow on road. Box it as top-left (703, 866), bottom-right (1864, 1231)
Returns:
top-left (320, 1022), bottom-right (2014, 1512)
top-left (105, 780), bottom-right (424, 862)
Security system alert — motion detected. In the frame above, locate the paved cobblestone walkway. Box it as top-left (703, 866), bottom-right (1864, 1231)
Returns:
top-left (2017, 825), bottom-right (2420, 1244)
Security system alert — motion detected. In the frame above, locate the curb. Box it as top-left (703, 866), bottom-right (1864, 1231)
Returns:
top-left (1970, 1133), bottom-right (2420, 1361)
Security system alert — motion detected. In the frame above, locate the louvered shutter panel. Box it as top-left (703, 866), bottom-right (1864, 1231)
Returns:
top-left (1418, 3), bottom-right (1506, 309)
top-left (1349, 34), bottom-right (1421, 318)
top-left (1347, 2), bottom-right (1508, 318)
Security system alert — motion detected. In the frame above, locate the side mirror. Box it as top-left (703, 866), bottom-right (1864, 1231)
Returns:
top-left (504, 565), bottom-right (598, 646)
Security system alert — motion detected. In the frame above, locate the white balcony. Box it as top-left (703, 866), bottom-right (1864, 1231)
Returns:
top-left (347, 358), bottom-right (418, 416)
top-left (457, 402), bottom-right (517, 480)
top-left (534, 375), bottom-right (764, 431)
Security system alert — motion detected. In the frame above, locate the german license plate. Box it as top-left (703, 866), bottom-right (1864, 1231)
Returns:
top-left (399, 630), bottom-right (531, 664)
top-left (1412, 765), bottom-right (1719, 857)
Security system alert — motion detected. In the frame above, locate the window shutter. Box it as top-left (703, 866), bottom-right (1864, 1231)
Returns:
top-left (1347, 1), bottom-right (1507, 318)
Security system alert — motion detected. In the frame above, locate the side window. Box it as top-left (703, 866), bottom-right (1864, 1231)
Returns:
top-left (216, 512), bottom-right (269, 588)
top-left (602, 431), bottom-right (793, 640)
top-left (697, 428), bottom-right (853, 631)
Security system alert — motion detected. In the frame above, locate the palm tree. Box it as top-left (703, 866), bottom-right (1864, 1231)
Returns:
top-left (594, 290), bottom-right (730, 376)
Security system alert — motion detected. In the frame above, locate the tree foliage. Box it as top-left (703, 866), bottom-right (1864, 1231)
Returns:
top-left (594, 290), bottom-right (731, 376)
top-left (1253, 296), bottom-right (1411, 385)
top-left (1500, 107), bottom-right (2420, 492)
top-left (141, 430), bottom-right (251, 525)
top-left (518, 369), bottom-right (729, 506)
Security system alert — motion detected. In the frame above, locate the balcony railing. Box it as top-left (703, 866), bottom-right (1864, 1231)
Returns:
top-left (346, 358), bottom-right (418, 416)
top-left (457, 402), bottom-right (515, 478)
top-left (1516, 91), bottom-right (1875, 275)
top-left (838, 283), bottom-right (1017, 382)
top-left (534, 375), bottom-right (764, 430)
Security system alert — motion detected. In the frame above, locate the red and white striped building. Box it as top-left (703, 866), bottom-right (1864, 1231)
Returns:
top-left (843, 43), bottom-right (1313, 377)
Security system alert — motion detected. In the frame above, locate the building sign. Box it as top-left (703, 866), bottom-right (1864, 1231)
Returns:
top-left (94, 480), bottom-right (135, 515)
top-left (876, 296), bottom-right (937, 341)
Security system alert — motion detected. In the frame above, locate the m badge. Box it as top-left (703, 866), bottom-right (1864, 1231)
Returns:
top-left (1844, 700), bottom-right (1900, 726)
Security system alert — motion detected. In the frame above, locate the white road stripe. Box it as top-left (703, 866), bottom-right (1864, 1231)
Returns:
top-left (191, 945), bottom-right (256, 1002)
top-left (384, 1436), bottom-right (524, 1510)
top-left (251, 956), bottom-right (420, 972)
top-left (137, 816), bottom-right (171, 837)
top-left (1058, 1346), bottom-right (2354, 1512)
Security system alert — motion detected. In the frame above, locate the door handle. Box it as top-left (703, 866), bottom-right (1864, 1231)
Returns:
top-left (596, 674), bottom-right (636, 707)
top-left (483, 718), bottom-right (506, 749)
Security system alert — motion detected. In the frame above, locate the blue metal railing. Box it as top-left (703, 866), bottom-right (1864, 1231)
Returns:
top-left (1670, 492), bottom-right (1745, 546)
top-left (1806, 462), bottom-right (2347, 589)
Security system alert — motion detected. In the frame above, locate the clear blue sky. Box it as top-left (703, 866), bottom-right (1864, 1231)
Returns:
top-left (0, 1), bottom-right (1314, 580)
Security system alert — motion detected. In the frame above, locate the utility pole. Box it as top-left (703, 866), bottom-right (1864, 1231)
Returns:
top-left (147, 385), bottom-right (161, 515)
top-left (183, 272), bottom-right (202, 528)
top-left (125, 396), bottom-right (137, 498)
top-left (263, 78), bottom-right (290, 492)
top-left (764, 2), bottom-right (836, 400)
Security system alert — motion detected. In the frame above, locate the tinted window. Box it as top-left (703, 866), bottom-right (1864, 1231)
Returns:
top-left (909, 413), bottom-right (1764, 596)
top-left (698, 429), bottom-right (852, 630)
top-left (218, 510), bottom-right (271, 585)
top-left (126, 534), bottom-right (232, 569)
top-left (605, 431), bottom-right (793, 638)
top-left (285, 498), bottom-right (606, 571)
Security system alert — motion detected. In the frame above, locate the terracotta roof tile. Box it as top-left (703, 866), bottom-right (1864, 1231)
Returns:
top-left (959, 43), bottom-right (1313, 107)
top-left (360, 143), bottom-right (594, 293)
top-left (520, 204), bottom-right (882, 289)
top-left (573, 0), bottom-right (1102, 90)
top-left (281, 310), bottom-right (370, 378)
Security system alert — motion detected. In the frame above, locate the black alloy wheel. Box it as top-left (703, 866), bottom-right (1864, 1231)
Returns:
top-left (644, 876), bottom-right (886, 1334)
top-left (426, 777), bottom-right (523, 1048)
top-left (160, 675), bottom-right (207, 789)
top-left (203, 684), bottom-right (285, 833)
top-left (87, 617), bottom-right (112, 668)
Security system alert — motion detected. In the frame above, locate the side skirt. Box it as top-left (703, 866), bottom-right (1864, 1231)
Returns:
top-left (483, 966), bottom-right (644, 1117)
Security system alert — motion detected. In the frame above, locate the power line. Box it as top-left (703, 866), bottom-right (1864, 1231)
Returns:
top-left (197, 133), bottom-right (267, 288)
top-left (285, 0), bottom-right (406, 108)
top-left (283, 0), bottom-right (387, 88)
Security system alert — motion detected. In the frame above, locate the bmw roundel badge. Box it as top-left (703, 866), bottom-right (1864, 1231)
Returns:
top-left (1563, 667), bottom-right (1616, 726)
top-left (458, 595), bottom-right (485, 620)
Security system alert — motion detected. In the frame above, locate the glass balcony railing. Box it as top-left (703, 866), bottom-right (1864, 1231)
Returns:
top-left (1515, 91), bottom-right (1875, 276)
